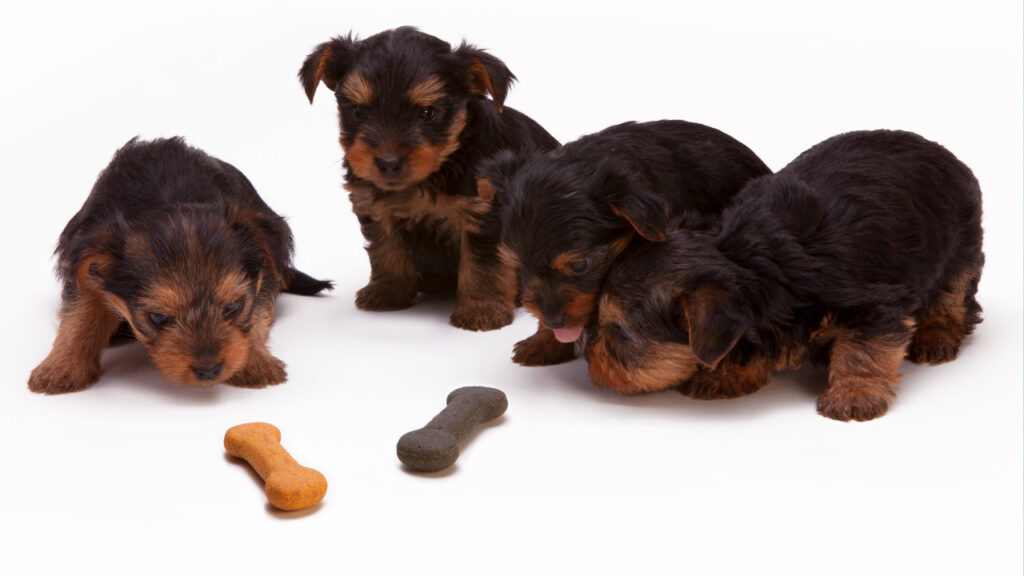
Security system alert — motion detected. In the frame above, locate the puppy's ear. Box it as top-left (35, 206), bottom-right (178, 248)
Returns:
top-left (299, 35), bottom-right (357, 103)
top-left (594, 165), bottom-right (669, 242)
top-left (454, 43), bottom-right (515, 113)
top-left (680, 286), bottom-right (751, 369)
top-left (227, 206), bottom-right (289, 287)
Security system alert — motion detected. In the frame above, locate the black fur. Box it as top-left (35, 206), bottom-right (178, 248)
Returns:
top-left (588, 130), bottom-right (984, 420)
top-left (57, 137), bottom-right (331, 304)
top-left (299, 27), bottom-right (558, 331)
top-left (480, 120), bottom-right (770, 365)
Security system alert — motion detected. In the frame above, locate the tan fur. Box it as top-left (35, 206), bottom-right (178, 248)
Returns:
top-left (551, 250), bottom-right (589, 276)
top-left (678, 358), bottom-right (772, 399)
top-left (588, 337), bottom-right (701, 394)
top-left (497, 243), bottom-right (521, 270)
top-left (404, 108), bottom-right (467, 187)
top-left (407, 75), bottom-right (446, 107)
top-left (28, 285), bottom-right (124, 394)
top-left (452, 229), bottom-right (517, 331)
top-left (512, 325), bottom-right (578, 366)
top-left (347, 180), bottom-right (490, 241)
top-left (467, 58), bottom-right (501, 112)
top-left (817, 323), bottom-right (912, 421)
top-left (340, 72), bottom-right (374, 105)
top-left (908, 269), bottom-right (978, 364)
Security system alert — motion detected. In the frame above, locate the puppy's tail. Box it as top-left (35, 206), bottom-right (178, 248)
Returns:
top-left (283, 267), bottom-right (334, 296)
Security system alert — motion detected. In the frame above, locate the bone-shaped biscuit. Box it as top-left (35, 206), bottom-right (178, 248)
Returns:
top-left (224, 422), bottom-right (327, 511)
top-left (397, 386), bottom-right (508, 472)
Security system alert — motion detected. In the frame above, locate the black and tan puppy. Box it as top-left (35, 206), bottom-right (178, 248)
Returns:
top-left (479, 120), bottom-right (770, 366)
top-left (28, 137), bottom-right (332, 394)
top-left (587, 130), bottom-right (984, 421)
top-left (299, 27), bottom-right (558, 331)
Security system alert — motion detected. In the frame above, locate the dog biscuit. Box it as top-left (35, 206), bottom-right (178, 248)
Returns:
top-left (397, 387), bottom-right (507, 472)
top-left (224, 422), bottom-right (327, 511)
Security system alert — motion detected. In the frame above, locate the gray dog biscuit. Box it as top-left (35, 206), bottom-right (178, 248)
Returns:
top-left (397, 386), bottom-right (508, 472)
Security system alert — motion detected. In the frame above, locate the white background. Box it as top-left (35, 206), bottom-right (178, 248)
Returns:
top-left (1, 1), bottom-right (1020, 574)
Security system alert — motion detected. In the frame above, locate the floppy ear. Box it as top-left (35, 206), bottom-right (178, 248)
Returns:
top-left (595, 166), bottom-right (669, 242)
top-left (298, 35), bottom-right (357, 103)
top-left (226, 205), bottom-right (289, 287)
top-left (680, 286), bottom-right (751, 369)
top-left (453, 43), bottom-right (515, 113)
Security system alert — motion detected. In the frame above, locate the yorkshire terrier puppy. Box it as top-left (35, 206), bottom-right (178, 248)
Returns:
top-left (28, 137), bottom-right (332, 394)
top-left (587, 130), bottom-right (984, 421)
top-left (299, 27), bottom-right (558, 331)
top-left (478, 120), bottom-right (770, 365)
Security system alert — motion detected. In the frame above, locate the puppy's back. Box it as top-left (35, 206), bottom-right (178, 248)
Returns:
top-left (779, 130), bottom-right (982, 293)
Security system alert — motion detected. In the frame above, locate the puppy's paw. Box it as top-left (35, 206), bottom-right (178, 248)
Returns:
top-left (28, 356), bottom-right (99, 395)
top-left (907, 329), bottom-right (963, 365)
top-left (355, 282), bottom-right (418, 311)
top-left (450, 300), bottom-right (514, 332)
top-left (677, 364), bottom-right (768, 400)
top-left (513, 333), bottom-right (576, 366)
top-left (228, 354), bottom-right (287, 389)
top-left (816, 383), bottom-right (891, 422)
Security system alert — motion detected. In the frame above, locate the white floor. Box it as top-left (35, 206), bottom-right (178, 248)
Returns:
top-left (1, 1), bottom-right (1020, 574)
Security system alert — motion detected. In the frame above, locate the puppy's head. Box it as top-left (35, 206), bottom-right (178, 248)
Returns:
top-left (586, 232), bottom-right (753, 393)
top-left (300, 27), bottom-right (514, 192)
top-left (479, 150), bottom-right (671, 343)
top-left (86, 206), bottom-right (283, 387)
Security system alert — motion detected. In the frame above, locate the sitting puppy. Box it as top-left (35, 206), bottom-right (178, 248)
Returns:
top-left (299, 27), bottom-right (558, 331)
top-left (587, 130), bottom-right (984, 421)
top-left (479, 120), bottom-right (770, 365)
top-left (28, 137), bottom-right (332, 394)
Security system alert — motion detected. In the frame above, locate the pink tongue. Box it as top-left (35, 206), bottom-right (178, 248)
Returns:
top-left (552, 325), bottom-right (584, 343)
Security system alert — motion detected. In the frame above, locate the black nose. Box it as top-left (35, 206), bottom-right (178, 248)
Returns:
top-left (543, 314), bottom-right (567, 330)
top-left (375, 155), bottom-right (404, 178)
top-left (192, 363), bottom-right (222, 381)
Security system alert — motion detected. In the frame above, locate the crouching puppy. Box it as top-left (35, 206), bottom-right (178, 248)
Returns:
top-left (479, 120), bottom-right (770, 366)
top-left (587, 130), bottom-right (984, 421)
top-left (28, 137), bottom-right (333, 394)
top-left (299, 27), bottom-right (558, 331)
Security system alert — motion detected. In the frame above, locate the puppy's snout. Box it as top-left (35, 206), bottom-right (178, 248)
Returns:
top-left (375, 155), bottom-right (404, 177)
top-left (542, 314), bottom-right (567, 330)
top-left (192, 362), bottom-right (223, 381)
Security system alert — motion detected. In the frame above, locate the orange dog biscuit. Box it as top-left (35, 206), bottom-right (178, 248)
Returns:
top-left (224, 422), bottom-right (327, 511)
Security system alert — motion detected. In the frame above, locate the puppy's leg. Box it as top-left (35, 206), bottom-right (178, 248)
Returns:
top-left (227, 303), bottom-right (286, 388)
top-left (29, 288), bottom-right (122, 394)
top-left (907, 267), bottom-right (982, 364)
top-left (355, 218), bottom-right (419, 311)
top-left (817, 325), bottom-right (911, 421)
top-left (450, 231), bottom-right (515, 331)
top-left (677, 359), bottom-right (771, 400)
top-left (228, 344), bottom-right (287, 388)
top-left (513, 325), bottom-right (577, 366)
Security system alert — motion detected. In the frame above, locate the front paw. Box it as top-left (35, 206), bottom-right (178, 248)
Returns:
top-left (676, 365), bottom-right (769, 400)
top-left (450, 299), bottom-right (514, 332)
top-left (816, 382), bottom-right (891, 422)
top-left (228, 354), bottom-right (287, 389)
top-left (355, 282), bottom-right (418, 311)
top-left (28, 355), bottom-right (99, 394)
top-left (513, 333), bottom-right (577, 366)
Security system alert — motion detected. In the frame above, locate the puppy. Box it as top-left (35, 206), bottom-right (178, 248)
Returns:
top-left (479, 120), bottom-right (770, 366)
top-left (28, 137), bottom-right (332, 394)
top-left (299, 27), bottom-right (558, 331)
top-left (587, 130), bottom-right (984, 421)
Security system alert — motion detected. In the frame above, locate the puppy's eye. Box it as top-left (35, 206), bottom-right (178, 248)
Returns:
top-left (571, 258), bottom-right (591, 274)
top-left (420, 106), bottom-right (437, 122)
top-left (148, 312), bottom-right (173, 328)
top-left (615, 326), bottom-right (633, 342)
top-left (223, 301), bottom-right (243, 319)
